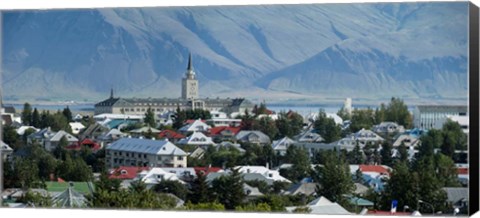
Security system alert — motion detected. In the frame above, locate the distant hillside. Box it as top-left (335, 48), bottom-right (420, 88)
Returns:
top-left (2, 2), bottom-right (468, 105)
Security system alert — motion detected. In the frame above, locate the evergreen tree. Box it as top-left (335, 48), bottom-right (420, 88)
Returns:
top-left (385, 97), bottom-right (413, 128)
top-left (354, 168), bottom-right (364, 184)
top-left (254, 116), bottom-right (279, 140)
top-left (434, 153), bottom-right (460, 187)
top-left (144, 107), bottom-right (156, 127)
top-left (187, 172), bottom-right (211, 204)
top-left (397, 142), bottom-right (409, 163)
top-left (418, 129), bottom-right (442, 159)
top-left (382, 161), bottom-right (419, 211)
top-left (314, 110), bottom-right (341, 143)
top-left (153, 180), bottom-right (189, 200)
top-left (62, 106), bottom-right (73, 122)
top-left (32, 108), bottom-right (41, 128)
top-left (348, 144), bottom-right (365, 164)
top-left (173, 106), bottom-right (186, 130)
top-left (349, 108), bottom-right (375, 132)
top-left (441, 120), bottom-right (467, 156)
top-left (374, 103), bottom-right (386, 124)
top-left (337, 106), bottom-right (352, 121)
top-left (283, 146), bottom-right (311, 182)
top-left (21, 102), bottom-right (33, 125)
top-left (210, 167), bottom-right (245, 209)
top-left (314, 151), bottom-right (354, 206)
top-left (380, 141), bottom-right (394, 167)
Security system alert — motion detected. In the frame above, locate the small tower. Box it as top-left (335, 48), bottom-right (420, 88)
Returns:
top-left (181, 53), bottom-right (199, 100)
top-left (110, 88), bottom-right (114, 99)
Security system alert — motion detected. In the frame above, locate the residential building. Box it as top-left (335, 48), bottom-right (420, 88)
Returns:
top-left (177, 131), bottom-right (214, 146)
top-left (286, 196), bottom-right (351, 215)
top-left (351, 128), bottom-right (384, 146)
top-left (97, 129), bottom-right (128, 146)
top-left (129, 126), bottom-right (161, 137)
top-left (282, 182), bottom-right (317, 196)
top-left (372, 122), bottom-right (405, 134)
top-left (135, 168), bottom-right (184, 189)
top-left (235, 130), bottom-right (271, 145)
top-left (108, 166), bottom-right (150, 180)
top-left (235, 166), bottom-right (291, 184)
top-left (243, 184), bottom-right (264, 201)
top-left (46, 131), bottom-right (79, 152)
top-left (179, 119), bottom-right (211, 133)
top-left (206, 118), bottom-right (242, 127)
top-left (209, 126), bottom-right (241, 142)
top-left (105, 138), bottom-right (187, 168)
top-left (272, 137), bottom-right (295, 155)
top-left (157, 130), bottom-right (185, 143)
top-left (69, 122), bottom-right (86, 135)
top-left (215, 141), bottom-right (245, 153)
top-left (16, 126), bottom-right (39, 136)
top-left (413, 105), bottom-right (467, 129)
top-left (295, 129), bottom-right (324, 143)
top-left (79, 123), bottom-right (110, 141)
top-left (442, 187), bottom-right (468, 211)
top-left (65, 138), bottom-right (101, 152)
top-left (435, 115), bottom-right (469, 134)
top-left (393, 134), bottom-right (420, 147)
top-left (1, 141), bottom-right (13, 160)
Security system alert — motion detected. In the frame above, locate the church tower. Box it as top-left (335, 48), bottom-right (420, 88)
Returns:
top-left (181, 53), bottom-right (199, 100)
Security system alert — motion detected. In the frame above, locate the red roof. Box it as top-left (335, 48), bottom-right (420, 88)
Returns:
top-left (108, 166), bottom-right (150, 180)
top-left (359, 165), bottom-right (390, 175)
top-left (194, 166), bottom-right (223, 176)
top-left (457, 168), bottom-right (468, 175)
top-left (209, 126), bottom-right (242, 136)
top-left (57, 177), bottom-right (65, 183)
top-left (158, 130), bottom-right (185, 139)
top-left (367, 211), bottom-right (412, 216)
top-left (66, 138), bottom-right (101, 151)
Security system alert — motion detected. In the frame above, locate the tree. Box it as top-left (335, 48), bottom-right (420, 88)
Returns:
top-left (380, 141), bottom-right (394, 167)
top-left (441, 120), bottom-right (467, 157)
top-left (32, 108), bottom-right (41, 128)
top-left (382, 161), bottom-right (419, 211)
top-left (187, 172), bottom-right (211, 204)
top-left (374, 103), bottom-right (387, 124)
top-left (314, 151), bottom-right (354, 206)
top-left (397, 142), bottom-right (409, 163)
top-left (418, 129), bottom-right (442, 159)
top-left (253, 116), bottom-right (279, 140)
top-left (210, 168), bottom-right (245, 209)
top-left (144, 107), bottom-right (156, 127)
top-left (184, 202), bottom-right (225, 211)
top-left (384, 97), bottom-right (413, 128)
top-left (348, 144), bottom-right (365, 164)
top-left (235, 203), bottom-right (271, 212)
top-left (354, 168), bottom-right (364, 184)
top-left (53, 136), bottom-right (69, 160)
top-left (21, 102), bottom-right (33, 125)
top-left (62, 106), bottom-right (73, 122)
top-left (282, 146), bottom-right (311, 182)
top-left (337, 106), bottom-right (351, 121)
top-left (153, 180), bottom-right (189, 200)
top-left (2, 125), bottom-right (20, 150)
top-left (314, 110), bottom-right (341, 143)
top-left (434, 153), bottom-right (460, 187)
top-left (349, 108), bottom-right (375, 132)
top-left (20, 190), bottom-right (53, 207)
top-left (173, 106), bottom-right (186, 130)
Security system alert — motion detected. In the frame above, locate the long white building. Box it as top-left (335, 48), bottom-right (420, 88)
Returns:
top-left (413, 105), bottom-right (468, 129)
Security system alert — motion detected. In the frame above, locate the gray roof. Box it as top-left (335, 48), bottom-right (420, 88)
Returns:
top-left (28, 128), bottom-right (56, 140)
top-left (52, 185), bottom-right (86, 208)
top-left (235, 130), bottom-right (271, 144)
top-left (50, 130), bottom-right (78, 142)
top-left (283, 183), bottom-right (317, 196)
top-left (244, 184), bottom-right (264, 197)
top-left (107, 138), bottom-right (187, 156)
top-left (442, 187), bottom-right (468, 204)
top-left (416, 105), bottom-right (467, 113)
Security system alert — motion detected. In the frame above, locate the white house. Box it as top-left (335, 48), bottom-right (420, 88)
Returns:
top-left (179, 119), bottom-right (211, 133)
top-left (286, 196), bottom-right (351, 215)
top-left (352, 129), bottom-right (384, 146)
top-left (135, 168), bottom-right (184, 189)
top-left (296, 130), bottom-right (324, 143)
top-left (272, 137), bottom-right (295, 155)
top-left (393, 134), bottom-right (420, 147)
top-left (106, 138), bottom-right (188, 168)
top-left (46, 131), bottom-right (79, 152)
top-left (16, 126), bottom-right (39, 136)
top-left (372, 122), bottom-right (405, 134)
top-left (235, 166), bottom-right (291, 184)
top-left (177, 131), bottom-right (214, 146)
top-left (69, 122), bottom-right (86, 135)
top-left (235, 130), bottom-right (271, 145)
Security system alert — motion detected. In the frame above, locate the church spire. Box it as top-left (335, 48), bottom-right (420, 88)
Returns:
top-left (187, 53), bottom-right (193, 71)
top-left (110, 88), bottom-right (114, 99)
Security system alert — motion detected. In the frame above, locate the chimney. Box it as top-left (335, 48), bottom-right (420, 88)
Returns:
top-left (266, 162), bottom-right (269, 169)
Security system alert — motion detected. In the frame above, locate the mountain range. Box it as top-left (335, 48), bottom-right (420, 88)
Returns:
top-left (2, 2), bottom-right (469, 105)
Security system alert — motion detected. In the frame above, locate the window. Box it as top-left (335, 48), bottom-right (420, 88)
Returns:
top-left (144, 154), bottom-right (147, 158)
top-left (177, 156), bottom-right (183, 160)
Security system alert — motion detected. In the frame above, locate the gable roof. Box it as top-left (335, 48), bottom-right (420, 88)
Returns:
top-left (109, 166), bottom-right (150, 180)
top-left (177, 131), bottom-right (214, 145)
top-left (442, 187), bottom-right (468, 203)
top-left (158, 130), bottom-right (185, 140)
top-left (283, 182), bottom-right (317, 196)
top-left (235, 130), bottom-right (271, 144)
top-left (130, 126), bottom-right (161, 134)
top-left (50, 131), bottom-right (78, 142)
top-left (359, 165), bottom-right (390, 175)
top-left (193, 166), bottom-right (223, 176)
top-left (209, 126), bottom-right (242, 136)
top-left (272, 136), bottom-right (294, 151)
top-left (107, 138), bottom-right (187, 156)
top-left (180, 119), bottom-right (211, 132)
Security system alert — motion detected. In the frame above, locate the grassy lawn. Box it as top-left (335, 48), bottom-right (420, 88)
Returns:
top-left (45, 182), bottom-right (94, 194)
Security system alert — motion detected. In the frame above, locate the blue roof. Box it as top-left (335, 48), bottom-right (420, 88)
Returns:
top-left (107, 138), bottom-right (187, 156)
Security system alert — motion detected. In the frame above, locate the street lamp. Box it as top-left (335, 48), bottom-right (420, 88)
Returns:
top-left (418, 199), bottom-right (435, 215)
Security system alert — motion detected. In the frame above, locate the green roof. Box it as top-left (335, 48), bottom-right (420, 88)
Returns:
top-left (45, 182), bottom-right (94, 194)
